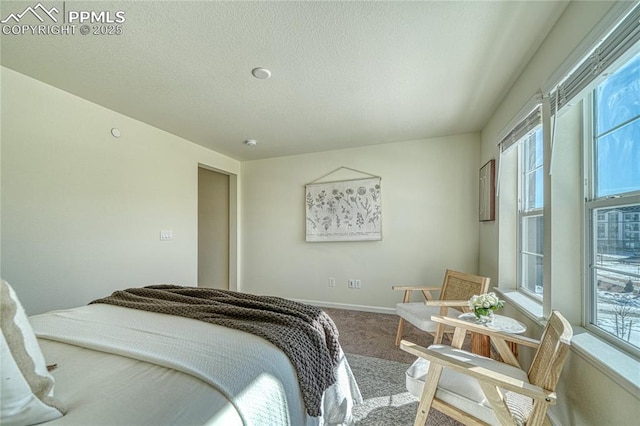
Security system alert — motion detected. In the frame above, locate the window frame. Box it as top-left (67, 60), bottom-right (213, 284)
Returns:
top-left (517, 127), bottom-right (544, 300)
top-left (583, 59), bottom-right (640, 358)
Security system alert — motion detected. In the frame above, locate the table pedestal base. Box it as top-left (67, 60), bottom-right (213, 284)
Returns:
top-left (471, 334), bottom-right (519, 359)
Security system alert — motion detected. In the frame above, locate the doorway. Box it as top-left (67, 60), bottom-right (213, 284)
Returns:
top-left (198, 167), bottom-right (229, 289)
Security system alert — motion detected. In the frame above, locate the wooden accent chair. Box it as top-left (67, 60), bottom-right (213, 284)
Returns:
top-left (400, 311), bottom-right (573, 426)
top-left (393, 270), bottom-right (490, 346)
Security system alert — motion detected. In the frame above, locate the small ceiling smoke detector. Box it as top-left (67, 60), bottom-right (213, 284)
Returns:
top-left (251, 67), bottom-right (271, 80)
top-left (111, 128), bottom-right (121, 138)
top-left (244, 139), bottom-right (257, 147)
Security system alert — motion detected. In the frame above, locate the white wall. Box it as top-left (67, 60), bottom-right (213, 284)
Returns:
top-left (241, 133), bottom-right (481, 310)
top-left (1, 67), bottom-right (241, 314)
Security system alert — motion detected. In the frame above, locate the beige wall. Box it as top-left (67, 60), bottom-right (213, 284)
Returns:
top-left (1, 67), bottom-right (241, 314)
top-left (479, 1), bottom-right (639, 425)
top-left (241, 133), bottom-right (481, 310)
top-left (501, 302), bottom-right (640, 426)
top-left (1, 65), bottom-right (482, 314)
top-left (479, 0), bottom-right (618, 281)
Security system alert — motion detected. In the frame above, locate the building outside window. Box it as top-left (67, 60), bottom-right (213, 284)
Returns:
top-left (518, 127), bottom-right (544, 297)
top-left (587, 50), bottom-right (640, 354)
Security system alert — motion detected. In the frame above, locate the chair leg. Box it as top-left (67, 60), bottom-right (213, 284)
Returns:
top-left (395, 317), bottom-right (406, 346)
top-left (527, 401), bottom-right (552, 426)
top-left (478, 382), bottom-right (513, 425)
top-left (414, 363), bottom-right (443, 426)
top-left (433, 323), bottom-right (445, 344)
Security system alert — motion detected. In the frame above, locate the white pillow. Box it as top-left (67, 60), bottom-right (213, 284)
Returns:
top-left (1, 280), bottom-right (66, 426)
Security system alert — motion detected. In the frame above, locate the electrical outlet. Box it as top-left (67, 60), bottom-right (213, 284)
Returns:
top-left (328, 277), bottom-right (335, 287)
top-left (354, 279), bottom-right (361, 289)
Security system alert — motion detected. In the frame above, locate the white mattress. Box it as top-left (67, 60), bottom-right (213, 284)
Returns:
top-left (30, 304), bottom-right (361, 425)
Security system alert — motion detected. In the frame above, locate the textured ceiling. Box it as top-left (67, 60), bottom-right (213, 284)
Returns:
top-left (0, 1), bottom-right (569, 161)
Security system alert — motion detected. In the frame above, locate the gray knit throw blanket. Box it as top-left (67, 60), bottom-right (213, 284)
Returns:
top-left (90, 285), bottom-right (340, 417)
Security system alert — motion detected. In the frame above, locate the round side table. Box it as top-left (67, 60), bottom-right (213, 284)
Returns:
top-left (458, 313), bottom-right (527, 358)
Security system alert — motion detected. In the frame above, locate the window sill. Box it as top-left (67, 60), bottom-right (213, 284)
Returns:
top-left (571, 329), bottom-right (640, 398)
top-left (495, 289), bottom-right (545, 324)
top-left (495, 289), bottom-right (640, 399)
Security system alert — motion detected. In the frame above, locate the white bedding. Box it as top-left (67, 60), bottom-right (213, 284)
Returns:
top-left (30, 304), bottom-right (362, 425)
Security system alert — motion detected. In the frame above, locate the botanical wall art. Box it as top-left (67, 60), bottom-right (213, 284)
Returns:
top-left (306, 176), bottom-right (382, 242)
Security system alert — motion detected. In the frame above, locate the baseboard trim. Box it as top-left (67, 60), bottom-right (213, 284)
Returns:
top-left (293, 299), bottom-right (396, 315)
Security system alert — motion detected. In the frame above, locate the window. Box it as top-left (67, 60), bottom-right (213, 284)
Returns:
top-left (587, 50), bottom-right (640, 355)
top-left (518, 128), bottom-right (544, 297)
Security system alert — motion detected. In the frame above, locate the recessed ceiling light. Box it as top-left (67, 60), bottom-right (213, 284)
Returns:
top-left (244, 139), bottom-right (257, 147)
top-left (251, 68), bottom-right (271, 80)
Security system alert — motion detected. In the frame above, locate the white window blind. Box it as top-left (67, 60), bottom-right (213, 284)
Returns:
top-left (550, 4), bottom-right (640, 114)
top-left (498, 105), bottom-right (542, 153)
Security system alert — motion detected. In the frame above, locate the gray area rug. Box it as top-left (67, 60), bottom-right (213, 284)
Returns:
top-left (346, 353), bottom-right (417, 425)
top-left (346, 353), bottom-right (462, 426)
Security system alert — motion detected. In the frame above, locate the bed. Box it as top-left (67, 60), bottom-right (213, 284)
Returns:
top-left (1, 281), bottom-right (362, 426)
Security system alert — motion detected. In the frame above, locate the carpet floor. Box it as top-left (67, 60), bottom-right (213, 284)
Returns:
top-left (324, 307), bottom-right (464, 426)
top-left (346, 353), bottom-right (418, 425)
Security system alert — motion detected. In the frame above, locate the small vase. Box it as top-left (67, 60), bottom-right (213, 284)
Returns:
top-left (474, 310), bottom-right (494, 325)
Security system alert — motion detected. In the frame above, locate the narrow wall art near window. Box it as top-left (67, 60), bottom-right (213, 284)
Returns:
top-left (306, 175), bottom-right (382, 242)
top-left (479, 159), bottom-right (495, 222)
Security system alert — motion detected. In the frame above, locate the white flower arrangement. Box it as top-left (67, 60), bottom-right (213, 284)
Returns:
top-left (468, 292), bottom-right (505, 318)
